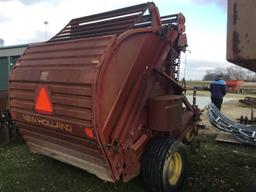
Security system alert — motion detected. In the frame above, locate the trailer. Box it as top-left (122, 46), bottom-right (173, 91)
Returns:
top-left (225, 80), bottom-right (244, 93)
top-left (8, 3), bottom-right (199, 192)
top-left (227, 0), bottom-right (256, 72)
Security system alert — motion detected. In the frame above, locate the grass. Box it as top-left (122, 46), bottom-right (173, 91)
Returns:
top-left (186, 90), bottom-right (256, 99)
top-left (185, 80), bottom-right (211, 88)
top-left (1, 133), bottom-right (256, 192)
top-left (0, 138), bottom-right (144, 192)
top-left (183, 134), bottom-right (256, 192)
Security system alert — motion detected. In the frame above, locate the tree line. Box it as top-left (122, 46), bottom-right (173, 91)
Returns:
top-left (203, 66), bottom-right (256, 81)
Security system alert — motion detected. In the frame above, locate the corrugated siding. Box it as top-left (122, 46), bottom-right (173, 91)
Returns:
top-left (0, 55), bottom-right (21, 91)
top-left (0, 57), bottom-right (8, 91)
top-left (0, 46), bottom-right (27, 57)
top-left (9, 36), bottom-right (115, 181)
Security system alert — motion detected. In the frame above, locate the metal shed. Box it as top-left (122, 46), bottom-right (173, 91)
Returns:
top-left (0, 44), bottom-right (28, 91)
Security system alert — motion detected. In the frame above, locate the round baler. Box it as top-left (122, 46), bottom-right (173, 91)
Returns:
top-left (9, 2), bottom-right (199, 191)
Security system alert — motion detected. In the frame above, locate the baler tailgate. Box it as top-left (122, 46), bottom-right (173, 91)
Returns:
top-left (9, 36), bottom-right (116, 181)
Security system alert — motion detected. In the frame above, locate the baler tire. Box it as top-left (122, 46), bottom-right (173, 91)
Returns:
top-left (141, 138), bottom-right (188, 192)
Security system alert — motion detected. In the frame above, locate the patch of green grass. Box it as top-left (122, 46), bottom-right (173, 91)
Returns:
top-left (182, 133), bottom-right (256, 192)
top-left (185, 81), bottom-right (256, 90)
top-left (0, 138), bottom-right (145, 192)
top-left (185, 81), bottom-right (211, 88)
top-left (0, 135), bottom-right (256, 192)
top-left (186, 90), bottom-right (255, 99)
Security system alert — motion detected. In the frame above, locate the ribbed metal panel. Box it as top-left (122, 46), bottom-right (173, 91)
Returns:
top-left (9, 36), bottom-right (115, 181)
top-left (20, 37), bottom-right (111, 68)
top-left (19, 122), bottom-right (111, 181)
top-left (9, 83), bottom-right (93, 125)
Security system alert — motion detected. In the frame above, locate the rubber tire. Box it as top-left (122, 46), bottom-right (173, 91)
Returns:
top-left (141, 138), bottom-right (188, 192)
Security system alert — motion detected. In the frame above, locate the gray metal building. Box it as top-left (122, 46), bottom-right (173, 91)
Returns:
top-left (0, 44), bottom-right (28, 91)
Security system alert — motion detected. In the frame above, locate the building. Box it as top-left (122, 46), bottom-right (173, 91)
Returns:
top-left (0, 44), bottom-right (28, 91)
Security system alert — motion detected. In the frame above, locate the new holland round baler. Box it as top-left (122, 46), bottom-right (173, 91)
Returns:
top-left (9, 2), bottom-right (199, 191)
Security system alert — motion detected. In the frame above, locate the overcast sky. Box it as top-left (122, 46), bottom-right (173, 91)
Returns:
top-left (0, 0), bottom-right (235, 80)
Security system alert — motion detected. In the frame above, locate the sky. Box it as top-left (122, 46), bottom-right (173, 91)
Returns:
top-left (0, 0), bottom-right (234, 80)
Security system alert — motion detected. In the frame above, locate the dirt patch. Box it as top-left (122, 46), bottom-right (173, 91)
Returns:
top-left (222, 99), bottom-right (253, 121)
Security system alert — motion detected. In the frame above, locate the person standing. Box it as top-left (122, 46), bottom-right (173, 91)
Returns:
top-left (210, 75), bottom-right (227, 110)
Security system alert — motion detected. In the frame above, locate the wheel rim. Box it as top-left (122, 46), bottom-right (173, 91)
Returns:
top-left (167, 152), bottom-right (183, 185)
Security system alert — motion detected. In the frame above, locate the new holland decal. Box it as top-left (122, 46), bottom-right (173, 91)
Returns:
top-left (22, 114), bottom-right (73, 133)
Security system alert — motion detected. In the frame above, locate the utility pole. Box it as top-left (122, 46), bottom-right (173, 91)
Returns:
top-left (184, 50), bottom-right (191, 79)
top-left (44, 21), bottom-right (49, 41)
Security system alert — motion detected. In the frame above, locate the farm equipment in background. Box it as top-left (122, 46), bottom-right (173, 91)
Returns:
top-left (225, 80), bottom-right (244, 93)
top-left (0, 92), bottom-right (17, 145)
top-left (239, 97), bottom-right (256, 107)
top-left (227, 0), bottom-right (256, 73)
top-left (7, 2), bottom-right (200, 192)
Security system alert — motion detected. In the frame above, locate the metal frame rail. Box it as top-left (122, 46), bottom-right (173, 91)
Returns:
top-left (207, 103), bottom-right (256, 145)
top-left (50, 2), bottom-right (180, 42)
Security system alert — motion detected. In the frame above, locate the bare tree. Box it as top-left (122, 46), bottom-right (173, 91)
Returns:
top-left (203, 66), bottom-right (256, 81)
top-left (226, 66), bottom-right (246, 80)
top-left (203, 68), bottom-right (229, 81)
top-left (203, 70), bottom-right (216, 81)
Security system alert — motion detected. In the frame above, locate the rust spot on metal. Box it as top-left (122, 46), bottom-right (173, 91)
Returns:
top-left (233, 3), bottom-right (238, 25)
top-left (232, 30), bottom-right (240, 57)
